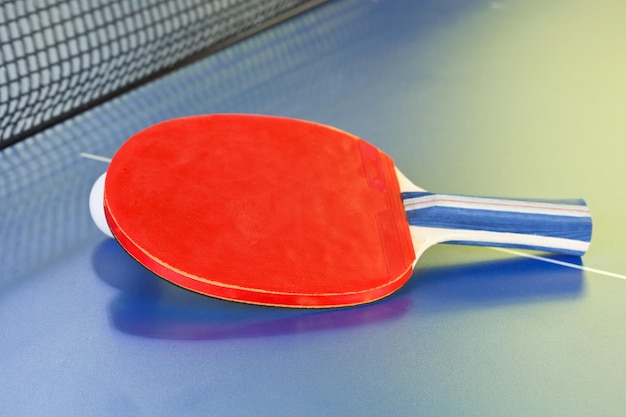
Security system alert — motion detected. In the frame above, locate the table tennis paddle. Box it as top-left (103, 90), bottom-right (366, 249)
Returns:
top-left (95, 114), bottom-right (592, 308)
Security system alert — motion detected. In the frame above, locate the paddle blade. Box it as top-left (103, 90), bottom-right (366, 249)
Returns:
top-left (104, 115), bottom-right (415, 307)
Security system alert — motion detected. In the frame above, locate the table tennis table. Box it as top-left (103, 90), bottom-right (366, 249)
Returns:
top-left (2, 1), bottom-right (626, 415)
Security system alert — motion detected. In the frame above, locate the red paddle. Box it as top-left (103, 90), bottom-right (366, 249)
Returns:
top-left (101, 114), bottom-right (591, 308)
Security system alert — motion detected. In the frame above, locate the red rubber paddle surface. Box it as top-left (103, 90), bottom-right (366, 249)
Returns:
top-left (104, 115), bottom-right (415, 307)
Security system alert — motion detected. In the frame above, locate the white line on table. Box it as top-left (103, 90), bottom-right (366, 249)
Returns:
top-left (80, 152), bottom-right (112, 163)
top-left (493, 248), bottom-right (626, 280)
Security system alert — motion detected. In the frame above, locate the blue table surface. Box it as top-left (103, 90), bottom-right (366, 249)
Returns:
top-left (2, 1), bottom-right (626, 416)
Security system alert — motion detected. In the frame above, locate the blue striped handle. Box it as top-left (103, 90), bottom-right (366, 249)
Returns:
top-left (402, 192), bottom-right (592, 256)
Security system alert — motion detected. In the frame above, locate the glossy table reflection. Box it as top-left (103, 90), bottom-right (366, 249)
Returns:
top-left (93, 240), bottom-right (583, 341)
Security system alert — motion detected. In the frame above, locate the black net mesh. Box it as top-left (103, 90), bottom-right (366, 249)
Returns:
top-left (0, 0), bottom-right (323, 149)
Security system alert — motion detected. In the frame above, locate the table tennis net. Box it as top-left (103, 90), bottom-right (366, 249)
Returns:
top-left (0, 0), bottom-right (323, 149)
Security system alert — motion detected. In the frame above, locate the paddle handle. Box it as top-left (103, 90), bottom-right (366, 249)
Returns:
top-left (402, 192), bottom-right (592, 256)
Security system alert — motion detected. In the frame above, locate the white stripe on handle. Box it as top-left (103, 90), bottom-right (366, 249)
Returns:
top-left (403, 192), bottom-right (592, 256)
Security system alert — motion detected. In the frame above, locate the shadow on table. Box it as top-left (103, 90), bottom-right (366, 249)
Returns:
top-left (92, 239), bottom-right (583, 340)
top-left (401, 249), bottom-right (584, 314)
